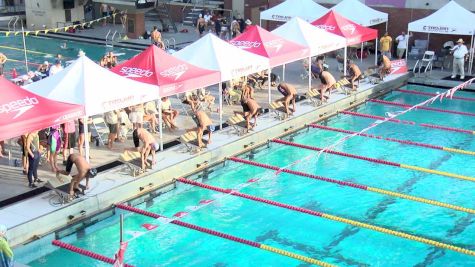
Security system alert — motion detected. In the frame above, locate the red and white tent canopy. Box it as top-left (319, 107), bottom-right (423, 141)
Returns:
top-left (272, 17), bottom-right (346, 56)
top-left (229, 25), bottom-right (310, 67)
top-left (311, 10), bottom-right (377, 46)
top-left (111, 45), bottom-right (220, 97)
top-left (0, 77), bottom-right (84, 141)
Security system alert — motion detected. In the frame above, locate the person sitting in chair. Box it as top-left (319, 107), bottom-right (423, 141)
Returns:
top-left (346, 60), bottom-right (362, 92)
top-left (276, 83), bottom-right (297, 115)
top-left (58, 154), bottom-right (97, 199)
top-left (161, 97), bottom-right (179, 129)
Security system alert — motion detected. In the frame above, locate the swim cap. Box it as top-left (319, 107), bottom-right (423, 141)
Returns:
top-left (133, 129), bottom-right (140, 148)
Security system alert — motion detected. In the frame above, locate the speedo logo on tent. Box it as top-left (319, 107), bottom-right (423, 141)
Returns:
top-left (264, 39), bottom-right (284, 52)
top-left (160, 64), bottom-right (188, 81)
top-left (314, 24), bottom-right (336, 31)
top-left (0, 97), bottom-right (39, 119)
top-left (120, 67), bottom-right (154, 78)
top-left (229, 40), bottom-right (261, 49)
top-left (341, 24), bottom-right (356, 34)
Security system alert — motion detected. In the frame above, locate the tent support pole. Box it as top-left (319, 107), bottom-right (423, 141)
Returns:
top-left (307, 56), bottom-right (311, 91)
top-left (405, 29), bottom-right (409, 61)
top-left (219, 81), bottom-right (223, 128)
top-left (375, 38), bottom-right (378, 66)
top-left (360, 43), bottom-right (363, 63)
top-left (158, 98), bottom-right (163, 151)
top-left (267, 68), bottom-right (271, 104)
top-left (84, 116), bottom-right (90, 163)
top-left (469, 34), bottom-right (474, 75)
top-left (344, 46), bottom-right (347, 76)
top-left (385, 21), bottom-right (388, 32)
top-left (282, 64), bottom-right (286, 81)
top-left (20, 19), bottom-right (29, 72)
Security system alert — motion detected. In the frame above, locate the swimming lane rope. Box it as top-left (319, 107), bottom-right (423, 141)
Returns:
top-left (369, 99), bottom-right (475, 117)
top-left (309, 124), bottom-right (475, 156)
top-left (271, 139), bottom-right (475, 183)
top-left (51, 240), bottom-right (135, 267)
top-left (396, 89), bottom-right (475, 102)
top-left (177, 178), bottom-right (475, 257)
top-left (115, 203), bottom-right (334, 267)
top-left (228, 157), bottom-right (475, 214)
top-left (340, 110), bottom-right (475, 135)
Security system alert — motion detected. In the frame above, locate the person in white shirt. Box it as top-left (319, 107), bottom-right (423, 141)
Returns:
top-left (395, 32), bottom-right (409, 59)
top-left (451, 38), bottom-right (469, 79)
top-left (49, 60), bottom-right (63, 76)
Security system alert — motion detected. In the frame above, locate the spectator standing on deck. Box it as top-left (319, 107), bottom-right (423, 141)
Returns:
top-left (104, 110), bottom-right (119, 150)
top-left (0, 225), bottom-right (13, 267)
top-left (395, 32), bottom-right (409, 59)
top-left (451, 38), bottom-right (469, 79)
top-left (0, 53), bottom-right (7, 77)
top-left (380, 32), bottom-right (392, 58)
top-left (26, 131), bottom-right (43, 188)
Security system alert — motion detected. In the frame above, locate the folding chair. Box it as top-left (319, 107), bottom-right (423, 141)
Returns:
top-left (91, 117), bottom-right (109, 146)
top-left (227, 114), bottom-right (248, 136)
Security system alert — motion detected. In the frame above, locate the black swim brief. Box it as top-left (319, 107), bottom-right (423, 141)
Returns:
top-left (65, 155), bottom-right (74, 173)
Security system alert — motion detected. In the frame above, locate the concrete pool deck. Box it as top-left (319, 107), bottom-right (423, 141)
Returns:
top-left (3, 71), bottom-right (409, 249)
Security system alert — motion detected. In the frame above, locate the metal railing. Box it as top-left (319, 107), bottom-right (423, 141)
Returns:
top-left (7, 15), bottom-right (19, 31)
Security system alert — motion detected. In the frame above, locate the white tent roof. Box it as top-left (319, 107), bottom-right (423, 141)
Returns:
top-left (25, 56), bottom-right (158, 116)
top-left (260, 0), bottom-right (328, 22)
top-left (408, 1), bottom-right (475, 35)
top-left (173, 34), bottom-right (269, 81)
top-left (331, 0), bottom-right (388, 27)
top-left (272, 17), bottom-right (346, 56)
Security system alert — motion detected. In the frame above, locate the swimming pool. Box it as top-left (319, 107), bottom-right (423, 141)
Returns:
top-left (17, 84), bottom-right (475, 266)
top-left (0, 35), bottom-right (139, 75)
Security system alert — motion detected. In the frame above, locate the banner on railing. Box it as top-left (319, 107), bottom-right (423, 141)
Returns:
top-left (390, 59), bottom-right (408, 75)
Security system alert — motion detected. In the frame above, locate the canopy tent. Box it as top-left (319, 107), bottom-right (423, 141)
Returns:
top-left (260, 0), bottom-right (328, 24)
top-left (230, 25), bottom-right (310, 103)
top-left (230, 25), bottom-right (310, 67)
top-left (111, 45), bottom-right (220, 150)
top-left (111, 45), bottom-right (220, 97)
top-left (25, 55), bottom-right (158, 160)
top-left (174, 33), bottom-right (269, 125)
top-left (407, 0), bottom-right (475, 73)
top-left (311, 10), bottom-right (378, 66)
top-left (0, 77), bottom-right (84, 141)
top-left (272, 17), bottom-right (347, 56)
top-left (272, 17), bottom-right (346, 91)
top-left (311, 10), bottom-right (378, 46)
top-left (25, 55), bottom-right (158, 116)
top-left (331, 0), bottom-right (388, 28)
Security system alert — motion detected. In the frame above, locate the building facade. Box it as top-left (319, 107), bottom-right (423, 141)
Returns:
top-left (25, 0), bottom-right (85, 29)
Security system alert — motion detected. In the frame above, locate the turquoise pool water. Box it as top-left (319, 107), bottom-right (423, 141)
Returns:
top-left (0, 36), bottom-right (139, 75)
top-left (20, 85), bottom-right (475, 266)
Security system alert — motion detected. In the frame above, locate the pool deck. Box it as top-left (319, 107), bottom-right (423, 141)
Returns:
top-left (3, 69), bottom-right (410, 249)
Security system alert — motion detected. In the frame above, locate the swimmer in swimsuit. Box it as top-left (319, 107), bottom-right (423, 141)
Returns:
top-left (197, 14), bottom-right (206, 37)
top-left (48, 125), bottom-right (62, 172)
top-left (318, 71), bottom-right (336, 102)
top-left (276, 83), bottom-right (297, 115)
